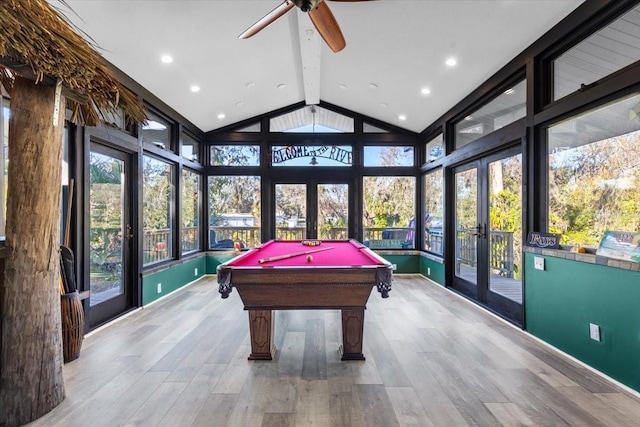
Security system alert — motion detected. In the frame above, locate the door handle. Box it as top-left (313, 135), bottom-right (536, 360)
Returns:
top-left (125, 224), bottom-right (134, 239)
top-left (472, 223), bottom-right (486, 239)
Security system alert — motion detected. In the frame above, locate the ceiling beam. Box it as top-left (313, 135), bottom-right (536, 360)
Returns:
top-left (296, 9), bottom-right (321, 105)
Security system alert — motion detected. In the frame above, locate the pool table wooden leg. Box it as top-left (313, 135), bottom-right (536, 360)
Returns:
top-left (247, 309), bottom-right (275, 360)
top-left (340, 308), bottom-right (366, 360)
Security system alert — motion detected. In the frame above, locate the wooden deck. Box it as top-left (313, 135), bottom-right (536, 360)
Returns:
top-left (456, 263), bottom-right (523, 304)
top-left (29, 275), bottom-right (640, 427)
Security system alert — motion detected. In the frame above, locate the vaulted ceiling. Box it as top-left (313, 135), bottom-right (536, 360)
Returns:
top-left (57, 0), bottom-right (583, 134)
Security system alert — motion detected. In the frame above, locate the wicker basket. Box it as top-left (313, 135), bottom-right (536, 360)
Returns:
top-left (60, 291), bottom-right (84, 362)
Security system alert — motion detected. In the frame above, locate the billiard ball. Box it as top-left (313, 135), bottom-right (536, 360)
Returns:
top-left (306, 255), bottom-right (313, 262)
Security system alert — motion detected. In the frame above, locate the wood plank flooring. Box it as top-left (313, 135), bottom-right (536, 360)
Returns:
top-left (28, 275), bottom-right (640, 427)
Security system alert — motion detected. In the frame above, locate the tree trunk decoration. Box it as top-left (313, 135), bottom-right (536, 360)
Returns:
top-left (0, 76), bottom-right (65, 426)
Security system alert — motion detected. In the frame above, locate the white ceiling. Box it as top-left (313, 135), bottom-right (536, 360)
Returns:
top-left (57, 0), bottom-right (583, 134)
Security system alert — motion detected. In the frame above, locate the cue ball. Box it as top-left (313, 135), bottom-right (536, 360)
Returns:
top-left (306, 255), bottom-right (313, 262)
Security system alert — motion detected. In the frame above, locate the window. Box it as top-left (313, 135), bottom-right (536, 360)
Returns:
top-left (363, 122), bottom-right (389, 133)
top-left (211, 145), bottom-right (260, 166)
top-left (424, 169), bottom-right (444, 255)
top-left (553, 5), bottom-right (640, 101)
top-left (181, 169), bottom-right (200, 253)
top-left (272, 144), bottom-right (352, 167)
top-left (235, 122), bottom-right (261, 132)
top-left (548, 92), bottom-right (640, 246)
top-left (181, 132), bottom-right (200, 163)
top-left (426, 134), bottom-right (443, 163)
top-left (143, 156), bottom-right (174, 264)
top-left (363, 146), bottom-right (414, 167)
top-left (208, 176), bottom-right (261, 249)
top-left (455, 80), bottom-right (526, 149)
top-left (142, 111), bottom-right (173, 152)
top-left (270, 105), bottom-right (354, 133)
top-left (362, 176), bottom-right (416, 249)
top-left (100, 107), bottom-right (126, 130)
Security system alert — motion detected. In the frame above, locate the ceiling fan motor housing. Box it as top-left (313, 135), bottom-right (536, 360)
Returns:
top-left (295, 0), bottom-right (319, 12)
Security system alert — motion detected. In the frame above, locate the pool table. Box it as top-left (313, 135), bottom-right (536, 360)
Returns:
top-left (217, 239), bottom-right (392, 361)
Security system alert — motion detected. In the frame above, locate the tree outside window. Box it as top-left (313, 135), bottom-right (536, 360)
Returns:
top-left (548, 93), bottom-right (640, 246)
top-left (143, 155), bottom-right (174, 264)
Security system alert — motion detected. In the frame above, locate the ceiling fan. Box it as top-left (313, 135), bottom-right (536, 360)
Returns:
top-left (239, 0), bottom-right (373, 53)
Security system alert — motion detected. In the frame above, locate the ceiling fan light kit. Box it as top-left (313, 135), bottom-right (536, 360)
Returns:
top-left (239, 0), bottom-right (373, 53)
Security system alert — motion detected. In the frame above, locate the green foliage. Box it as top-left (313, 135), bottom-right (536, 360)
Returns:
top-left (209, 175), bottom-right (261, 224)
top-left (489, 190), bottom-right (520, 232)
top-left (143, 156), bottom-right (172, 231)
top-left (181, 170), bottom-right (199, 227)
top-left (363, 176), bottom-right (415, 228)
top-left (548, 131), bottom-right (640, 246)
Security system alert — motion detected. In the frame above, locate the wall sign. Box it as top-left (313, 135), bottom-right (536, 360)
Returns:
top-left (272, 145), bottom-right (352, 165)
top-left (526, 231), bottom-right (560, 249)
top-left (596, 231), bottom-right (640, 262)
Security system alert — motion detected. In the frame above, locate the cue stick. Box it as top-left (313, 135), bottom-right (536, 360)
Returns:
top-left (258, 246), bottom-right (334, 264)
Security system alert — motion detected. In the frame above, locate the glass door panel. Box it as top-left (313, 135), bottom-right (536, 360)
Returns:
top-left (89, 150), bottom-right (127, 307)
top-left (317, 183), bottom-right (348, 240)
top-left (488, 154), bottom-right (523, 304)
top-left (275, 184), bottom-right (307, 240)
top-left (454, 167), bottom-right (478, 286)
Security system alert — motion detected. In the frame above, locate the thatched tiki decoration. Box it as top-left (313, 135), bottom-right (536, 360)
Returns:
top-left (0, 1), bottom-right (145, 424)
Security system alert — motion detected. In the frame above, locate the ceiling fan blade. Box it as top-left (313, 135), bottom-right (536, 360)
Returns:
top-left (239, 0), bottom-right (296, 39)
top-left (309, 1), bottom-right (346, 53)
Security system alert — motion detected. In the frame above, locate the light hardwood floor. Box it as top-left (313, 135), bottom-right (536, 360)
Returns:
top-left (29, 275), bottom-right (640, 427)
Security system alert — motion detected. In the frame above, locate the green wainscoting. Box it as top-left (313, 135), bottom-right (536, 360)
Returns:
top-left (525, 252), bottom-right (640, 392)
top-left (379, 253), bottom-right (420, 274)
top-left (205, 251), bottom-right (423, 275)
top-left (206, 252), bottom-right (237, 274)
top-left (420, 255), bottom-right (445, 286)
top-left (142, 256), bottom-right (207, 305)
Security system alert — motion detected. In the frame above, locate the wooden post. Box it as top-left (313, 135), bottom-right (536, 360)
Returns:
top-left (0, 76), bottom-right (66, 425)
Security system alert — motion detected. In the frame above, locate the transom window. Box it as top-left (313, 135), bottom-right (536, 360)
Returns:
top-left (455, 80), bottom-right (526, 149)
top-left (553, 5), bottom-right (640, 101)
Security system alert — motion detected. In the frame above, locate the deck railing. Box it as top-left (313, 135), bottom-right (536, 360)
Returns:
top-left (143, 228), bottom-right (171, 264)
top-left (93, 225), bottom-right (513, 277)
top-left (456, 230), bottom-right (515, 278)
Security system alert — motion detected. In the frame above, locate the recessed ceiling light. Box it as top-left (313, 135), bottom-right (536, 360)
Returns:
top-left (217, 113), bottom-right (225, 119)
top-left (246, 82), bottom-right (255, 89)
top-left (160, 55), bottom-right (173, 64)
top-left (277, 84), bottom-right (286, 90)
top-left (504, 88), bottom-right (515, 95)
top-left (339, 84), bottom-right (347, 90)
top-left (445, 57), bottom-right (457, 67)
top-left (421, 87), bottom-right (431, 95)
top-left (369, 83), bottom-right (378, 89)
top-left (190, 85), bottom-right (200, 93)
top-left (379, 103), bottom-right (388, 108)
top-left (398, 115), bottom-right (407, 121)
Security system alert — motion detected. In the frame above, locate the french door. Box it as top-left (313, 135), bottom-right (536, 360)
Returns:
top-left (451, 147), bottom-right (523, 325)
top-left (274, 180), bottom-right (350, 240)
top-left (87, 142), bottom-right (136, 327)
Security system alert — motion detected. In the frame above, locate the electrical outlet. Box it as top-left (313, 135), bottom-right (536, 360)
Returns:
top-left (194, 267), bottom-right (198, 276)
top-left (427, 267), bottom-right (431, 275)
top-left (589, 323), bottom-right (601, 341)
top-left (534, 256), bottom-right (545, 271)
top-left (157, 283), bottom-right (162, 293)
